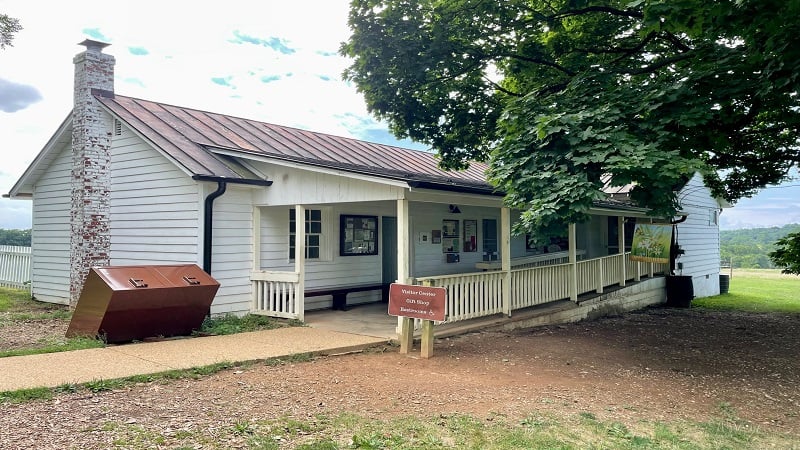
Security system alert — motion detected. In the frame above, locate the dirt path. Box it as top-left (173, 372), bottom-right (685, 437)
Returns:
top-left (1, 306), bottom-right (798, 449)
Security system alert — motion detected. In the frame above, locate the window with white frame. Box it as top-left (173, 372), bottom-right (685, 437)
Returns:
top-left (289, 208), bottom-right (326, 260)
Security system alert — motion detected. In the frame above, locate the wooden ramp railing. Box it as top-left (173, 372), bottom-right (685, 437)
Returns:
top-left (417, 252), bottom-right (667, 324)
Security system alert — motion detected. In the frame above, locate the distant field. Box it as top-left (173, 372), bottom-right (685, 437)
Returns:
top-left (694, 269), bottom-right (800, 313)
top-left (728, 268), bottom-right (800, 279)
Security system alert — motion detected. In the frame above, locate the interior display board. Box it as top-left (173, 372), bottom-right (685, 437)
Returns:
top-left (340, 215), bottom-right (378, 256)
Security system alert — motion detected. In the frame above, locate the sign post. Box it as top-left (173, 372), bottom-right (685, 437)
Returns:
top-left (388, 283), bottom-right (446, 358)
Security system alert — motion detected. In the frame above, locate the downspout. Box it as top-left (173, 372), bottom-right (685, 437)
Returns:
top-left (192, 175), bottom-right (273, 274)
top-left (202, 180), bottom-right (227, 274)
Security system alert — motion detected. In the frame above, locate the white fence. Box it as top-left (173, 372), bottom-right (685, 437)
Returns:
top-left (0, 245), bottom-right (32, 290)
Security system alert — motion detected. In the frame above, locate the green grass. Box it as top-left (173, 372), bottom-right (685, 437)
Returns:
top-left (0, 336), bottom-right (105, 358)
top-left (693, 270), bottom-right (800, 313)
top-left (197, 312), bottom-right (300, 335)
top-left (71, 410), bottom-right (797, 450)
top-left (0, 287), bottom-right (107, 357)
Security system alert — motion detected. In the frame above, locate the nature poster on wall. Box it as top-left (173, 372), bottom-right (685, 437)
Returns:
top-left (630, 224), bottom-right (672, 263)
top-left (340, 215), bottom-right (379, 256)
top-left (463, 219), bottom-right (477, 252)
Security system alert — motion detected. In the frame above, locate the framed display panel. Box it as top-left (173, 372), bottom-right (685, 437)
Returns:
top-left (340, 215), bottom-right (379, 256)
top-left (463, 219), bottom-right (478, 252)
top-left (442, 219), bottom-right (460, 253)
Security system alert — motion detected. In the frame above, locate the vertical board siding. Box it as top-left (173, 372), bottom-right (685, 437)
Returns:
top-left (109, 133), bottom-right (200, 267)
top-left (31, 143), bottom-right (72, 304)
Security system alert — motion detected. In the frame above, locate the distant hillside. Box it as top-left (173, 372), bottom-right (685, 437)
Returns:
top-left (720, 224), bottom-right (800, 268)
top-left (0, 228), bottom-right (31, 247)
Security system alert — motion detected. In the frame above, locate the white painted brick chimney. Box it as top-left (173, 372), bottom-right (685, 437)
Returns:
top-left (70, 40), bottom-right (115, 306)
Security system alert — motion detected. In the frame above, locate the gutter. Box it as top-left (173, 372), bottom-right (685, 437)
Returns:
top-left (193, 175), bottom-right (273, 274)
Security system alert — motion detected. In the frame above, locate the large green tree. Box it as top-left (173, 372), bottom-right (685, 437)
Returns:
top-left (341, 0), bottom-right (800, 239)
top-left (770, 231), bottom-right (800, 275)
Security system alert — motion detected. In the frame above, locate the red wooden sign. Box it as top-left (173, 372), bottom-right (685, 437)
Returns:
top-left (388, 283), bottom-right (446, 322)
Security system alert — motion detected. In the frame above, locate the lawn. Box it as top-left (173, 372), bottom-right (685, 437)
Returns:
top-left (693, 269), bottom-right (800, 313)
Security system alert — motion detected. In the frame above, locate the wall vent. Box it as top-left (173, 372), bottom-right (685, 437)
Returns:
top-left (114, 119), bottom-right (122, 136)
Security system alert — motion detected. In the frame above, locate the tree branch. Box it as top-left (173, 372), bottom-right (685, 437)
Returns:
top-left (553, 6), bottom-right (643, 20)
top-left (619, 52), bottom-right (694, 75)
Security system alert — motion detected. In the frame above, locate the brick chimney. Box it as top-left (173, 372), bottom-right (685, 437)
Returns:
top-left (69, 40), bottom-right (115, 306)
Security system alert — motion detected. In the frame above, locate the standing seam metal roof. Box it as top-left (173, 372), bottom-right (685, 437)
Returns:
top-left (96, 93), bottom-right (492, 191)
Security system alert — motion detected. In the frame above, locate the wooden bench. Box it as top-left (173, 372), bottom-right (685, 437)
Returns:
top-left (304, 283), bottom-right (389, 311)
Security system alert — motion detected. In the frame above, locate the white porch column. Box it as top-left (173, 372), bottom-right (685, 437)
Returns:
top-left (251, 206), bottom-right (261, 312)
top-left (569, 223), bottom-right (578, 302)
top-left (252, 206), bottom-right (261, 271)
top-left (396, 199), bottom-right (414, 351)
top-left (501, 207), bottom-right (511, 316)
top-left (618, 215), bottom-right (626, 287)
top-left (295, 204), bottom-right (306, 322)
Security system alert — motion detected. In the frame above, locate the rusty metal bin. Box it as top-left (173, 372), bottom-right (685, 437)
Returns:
top-left (66, 264), bottom-right (220, 343)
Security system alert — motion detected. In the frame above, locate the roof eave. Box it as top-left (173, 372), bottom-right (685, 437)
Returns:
top-left (6, 112), bottom-right (73, 198)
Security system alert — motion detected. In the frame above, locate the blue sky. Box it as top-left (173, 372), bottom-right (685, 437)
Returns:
top-left (1, 0), bottom-right (798, 231)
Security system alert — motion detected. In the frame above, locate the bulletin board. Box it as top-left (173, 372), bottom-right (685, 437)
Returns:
top-left (463, 219), bottom-right (478, 252)
top-left (442, 219), bottom-right (460, 254)
top-left (340, 215), bottom-right (378, 256)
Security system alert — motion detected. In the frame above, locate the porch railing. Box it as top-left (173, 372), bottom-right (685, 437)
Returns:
top-left (416, 271), bottom-right (505, 323)
top-left (0, 245), bottom-right (32, 290)
top-left (251, 271), bottom-right (302, 320)
top-left (417, 252), bottom-right (667, 324)
top-left (510, 262), bottom-right (572, 310)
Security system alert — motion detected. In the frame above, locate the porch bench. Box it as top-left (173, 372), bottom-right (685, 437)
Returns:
top-left (305, 283), bottom-right (389, 311)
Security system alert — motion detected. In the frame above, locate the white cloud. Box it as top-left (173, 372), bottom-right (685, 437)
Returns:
top-left (0, 0), bottom-right (797, 231)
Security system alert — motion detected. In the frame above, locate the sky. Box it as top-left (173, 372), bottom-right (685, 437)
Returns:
top-left (1, 0), bottom-right (798, 231)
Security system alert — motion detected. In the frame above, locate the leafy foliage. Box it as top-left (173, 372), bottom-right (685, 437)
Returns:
top-left (0, 228), bottom-right (31, 246)
top-left (0, 13), bottom-right (21, 49)
top-left (770, 231), bottom-right (800, 275)
top-left (341, 0), bottom-right (800, 238)
top-left (721, 224), bottom-right (800, 269)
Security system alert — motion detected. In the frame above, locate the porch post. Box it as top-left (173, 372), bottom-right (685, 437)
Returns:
top-left (295, 204), bottom-right (306, 322)
top-left (648, 218), bottom-right (655, 278)
top-left (252, 206), bottom-right (261, 271)
top-left (618, 215), bottom-right (626, 287)
top-left (501, 207), bottom-right (511, 316)
top-left (569, 223), bottom-right (578, 302)
top-left (396, 199), bottom-right (414, 353)
top-left (251, 206), bottom-right (261, 312)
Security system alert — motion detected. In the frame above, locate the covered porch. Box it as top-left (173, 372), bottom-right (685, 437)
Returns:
top-left (248, 190), bottom-right (667, 329)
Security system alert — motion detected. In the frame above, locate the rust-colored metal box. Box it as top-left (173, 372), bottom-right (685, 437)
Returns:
top-left (66, 265), bottom-right (220, 343)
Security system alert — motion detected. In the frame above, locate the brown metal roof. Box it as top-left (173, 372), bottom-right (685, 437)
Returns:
top-left (96, 93), bottom-right (496, 194)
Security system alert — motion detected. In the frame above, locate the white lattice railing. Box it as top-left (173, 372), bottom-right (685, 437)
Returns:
top-left (416, 271), bottom-right (505, 323)
top-left (251, 271), bottom-right (302, 320)
top-left (0, 245), bottom-right (31, 290)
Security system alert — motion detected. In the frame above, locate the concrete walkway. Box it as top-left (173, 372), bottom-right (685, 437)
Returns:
top-left (0, 327), bottom-right (388, 392)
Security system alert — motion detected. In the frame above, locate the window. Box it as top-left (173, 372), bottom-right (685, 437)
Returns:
top-left (710, 210), bottom-right (719, 226)
top-left (289, 208), bottom-right (323, 260)
top-left (482, 219), bottom-right (498, 261)
top-left (608, 217), bottom-right (636, 253)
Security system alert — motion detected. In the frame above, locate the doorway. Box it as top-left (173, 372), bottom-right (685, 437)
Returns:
top-left (381, 216), bottom-right (398, 299)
